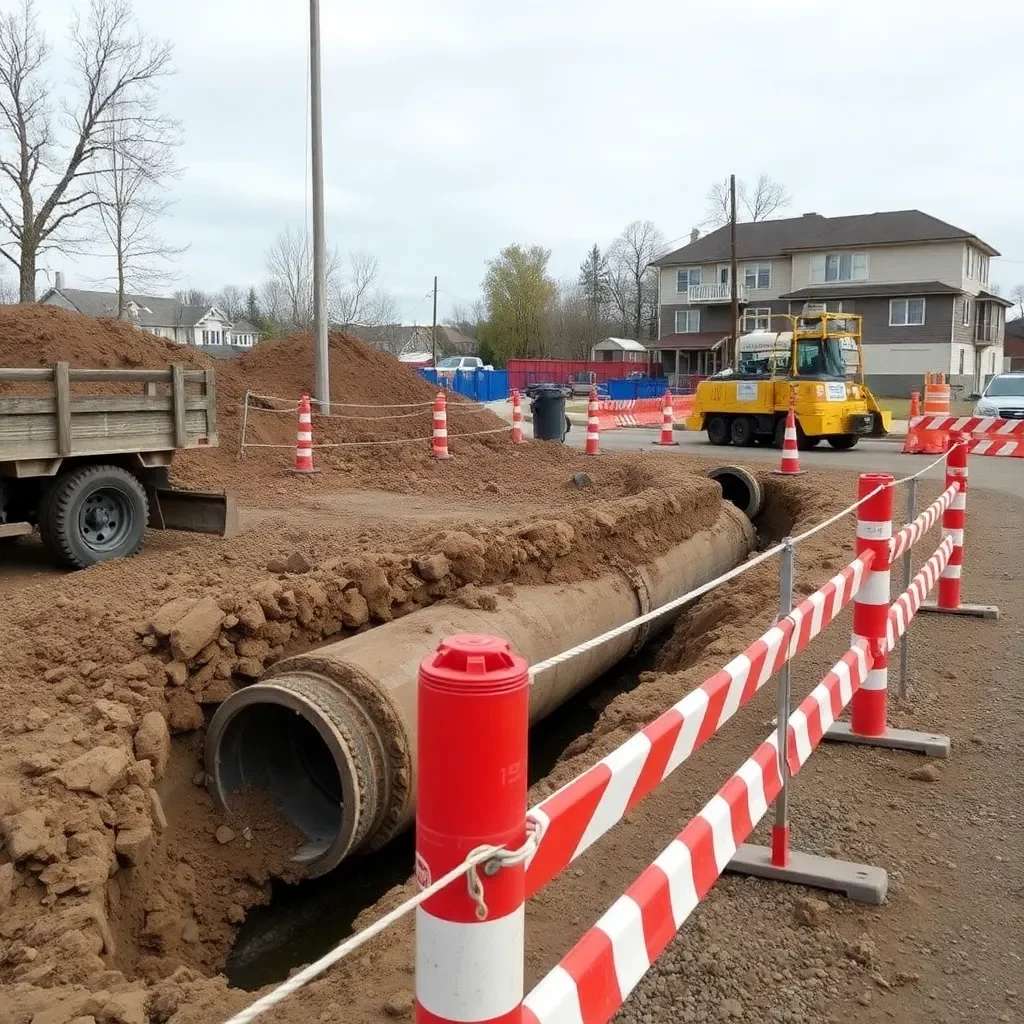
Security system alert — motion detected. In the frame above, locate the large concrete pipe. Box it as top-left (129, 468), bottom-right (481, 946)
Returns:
top-left (205, 502), bottom-right (755, 877)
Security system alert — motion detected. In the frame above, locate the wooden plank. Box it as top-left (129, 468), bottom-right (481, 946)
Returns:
top-left (144, 382), bottom-right (158, 397)
top-left (54, 361), bottom-right (72, 456)
top-left (0, 368), bottom-right (54, 381)
top-left (171, 364), bottom-right (186, 447)
top-left (0, 395), bottom-right (209, 416)
top-left (204, 368), bottom-right (217, 439)
top-left (0, 522), bottom-right (34, 539)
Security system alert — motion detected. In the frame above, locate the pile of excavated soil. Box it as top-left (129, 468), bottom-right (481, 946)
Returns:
top-left (0, 305), bottom-right (212, 380)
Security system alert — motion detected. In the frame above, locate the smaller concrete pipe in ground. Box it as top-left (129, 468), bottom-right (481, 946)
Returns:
top-left (205, 501), bottom-right (755, 877)
top-left (707, 465), bottom-right (764, 519)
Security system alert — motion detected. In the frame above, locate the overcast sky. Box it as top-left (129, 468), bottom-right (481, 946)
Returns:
top-left (25, 0), bottom-right (1024, 318)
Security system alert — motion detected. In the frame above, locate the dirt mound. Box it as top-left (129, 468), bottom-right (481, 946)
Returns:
top-left (0, 305), bottom-right (211, 376)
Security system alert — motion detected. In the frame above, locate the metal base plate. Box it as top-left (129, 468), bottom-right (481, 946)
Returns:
top-left (825, 720), bottom-right (950, 758)
top-left (919, 601), bottom-right (1000, 620)
top-left (726, 843), bottom-right (887, 905)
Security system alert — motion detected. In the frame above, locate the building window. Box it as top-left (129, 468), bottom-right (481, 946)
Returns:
top-left (959, 349), bottom-right (965, 375)
top-left (675, 310), bottom-right (700, 333)
top-left (889, 298), bottom-right (926, 326)
top-left (809, 252), bottom-right (869, 284)
top-left (962, 299), bottom-right (971, 327)
top-left (676, 268), bottom-right (701, 292)
top-left (743, 263), bottom-right (772, 290)
top-left (201, 329), bottom-right (208, 344)
top-left (742, 307), bottom-right (771, 332)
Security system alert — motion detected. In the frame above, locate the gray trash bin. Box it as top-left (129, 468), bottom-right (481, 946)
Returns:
top-left (530, 385), bottom-right (569, 442)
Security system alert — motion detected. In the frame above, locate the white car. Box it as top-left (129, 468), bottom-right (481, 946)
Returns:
top-left (973, 372), bottom-right (1024, 420)
top-left (435, 356), bottom-right (493, 372)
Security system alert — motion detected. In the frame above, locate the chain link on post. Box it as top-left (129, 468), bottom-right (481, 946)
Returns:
top-left (415, 635), bottom-right (528, 1024)
top-left (771, 537), bottom-right (795, 868)
top-left (898, 477), bottom-right (917, 700)
top-left (850, 473), bottom-right (894, 737)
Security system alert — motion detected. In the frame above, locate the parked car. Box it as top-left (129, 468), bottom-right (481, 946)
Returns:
top-left (568, 371), bottom-right (598, 397)
top-left (435, 356), bottom-right (493, 372)
top-left (973, 372), bottom-right (1024, 419)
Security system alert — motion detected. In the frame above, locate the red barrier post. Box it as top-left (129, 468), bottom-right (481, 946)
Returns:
top-left (850, 473), bottom-right (893, 737)
top-left (653, 388), bottom-right (679, 447)
top-left (432, 392), bottom-right (452, 460)
top-left (774, 391), bottom-right (805, 476)
top-left (920, 437), bottom-right (1000, 619)
top-left (416, 635), bottom-right (528, 1024)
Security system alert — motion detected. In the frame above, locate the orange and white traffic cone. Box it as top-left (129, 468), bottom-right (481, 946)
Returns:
top-left (511, 390), bottom-right (525, 444)
top-left (653, 388), bottom-right (679, 446)
top-left (585, 389), bottom-right (601, 456)
top-left (291, 394), bottom-right (318, 474)
top-left (902, 390), bottom-right (923, 454)
top-left (775, 394), bottom-right (805, 476)
top-left (432, 391), bottom-right (452, 459)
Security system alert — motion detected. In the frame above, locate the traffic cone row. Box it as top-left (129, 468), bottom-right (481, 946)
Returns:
top-left (292, 394), bottom-right (318, 474)
top-left (653, 389), bottom-right (679, 447)
top-left (774, 393), bottom-right (805, 476)
top-left (585, 389), bottom-right (601, 456)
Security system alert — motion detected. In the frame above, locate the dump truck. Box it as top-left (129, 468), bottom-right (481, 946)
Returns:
top-left (0, 361), bottom-right (236, 568)
top-left (686, 312), bottom-right (892, 449)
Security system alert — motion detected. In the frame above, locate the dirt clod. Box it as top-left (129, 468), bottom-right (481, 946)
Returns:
top-left (214, 826), bottom-right (236, 845)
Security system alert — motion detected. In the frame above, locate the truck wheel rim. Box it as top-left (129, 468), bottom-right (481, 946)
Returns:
top-left (79, 489), bottom-right (133, 552)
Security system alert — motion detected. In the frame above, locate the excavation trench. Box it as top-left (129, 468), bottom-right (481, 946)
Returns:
top-left (207, 468), bottom-right (780, 984)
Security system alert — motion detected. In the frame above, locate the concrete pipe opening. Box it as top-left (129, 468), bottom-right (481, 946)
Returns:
top-left (708, 465), bottom-right (763, 519)
top-left (205, 673), bottom-right (388, 877)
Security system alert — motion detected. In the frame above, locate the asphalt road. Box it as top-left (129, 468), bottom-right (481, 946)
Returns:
top-left (563, 426), bottom-right (1024, 500)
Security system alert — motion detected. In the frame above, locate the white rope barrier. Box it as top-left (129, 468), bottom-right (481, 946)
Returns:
top-left (241, 427), bottom-right (509, 450)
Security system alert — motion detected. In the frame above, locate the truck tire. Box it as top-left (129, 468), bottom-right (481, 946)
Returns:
top-left (828, 435), bottom-right (859, 450)
top-left (43, 465), bottom-right (149, 568)
top-left (706, 416), bottom-right (731, 446)
top-left (730, 417), bottom-right (755, 447)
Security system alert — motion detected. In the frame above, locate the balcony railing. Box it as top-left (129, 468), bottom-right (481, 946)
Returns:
top-left (975, 323), bottom-right (996, 344)
top-left (687, 282), bottom-right (748, 304)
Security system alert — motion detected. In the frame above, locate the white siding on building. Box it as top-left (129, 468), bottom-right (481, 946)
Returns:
top-left (790, 242), bottom-right (965, 291)
top-left (867, 342), bottom-right (951, 376)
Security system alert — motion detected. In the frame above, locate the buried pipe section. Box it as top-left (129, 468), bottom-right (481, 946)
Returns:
top-left (205, 498), bottom-right (756, 878)
top-left (707, 464), bottom-right (764, 519)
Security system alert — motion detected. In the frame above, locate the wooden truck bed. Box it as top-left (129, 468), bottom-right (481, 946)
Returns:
top-left (0, 362), bottom-right (218, 474)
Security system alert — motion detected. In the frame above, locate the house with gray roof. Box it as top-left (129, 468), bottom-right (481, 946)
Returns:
top-left (651, 210), bottom-right (1012, 395)
top-left (38, 275), bottom-right (260, 351)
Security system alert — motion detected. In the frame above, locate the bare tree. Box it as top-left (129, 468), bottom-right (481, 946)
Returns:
top-left (216, 284), bottom-right (247, 320)
top-left (705, 174), bottom-right (791, 227)
top-left (545, 280), bottom-right (594, 360)
top-left (0, 0), bottom-right (174, 301)
top-left (173, 286), bottom-right (210, 308)
top-left (257, 277), bottom-right (289, 328)
top-left (445, 300), bottom-right (486, 342)
top-left (607, 220), bottom-right (665, 340)
top-left (0, 272), bottom-right (16, 303)
top-left (94, 103), bottom-right (184, 316)
top-left (1010, 283), bottom-right (1024, 322)
top-left (264, 225), bottom-right (340, 329)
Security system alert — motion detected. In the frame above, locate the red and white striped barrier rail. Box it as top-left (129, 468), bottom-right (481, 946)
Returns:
top-left (524, 551), bottom-right (873, 894)
top-left (888, 481), bottom-right (958, 562)
top-left (911, 414), bottom-right (1024, 436)
top-left (595, 395), bottom-right (694, 430)
top-left (886, 534), bottom-right (954, 650)
top-left (967, 438), bottom-right (1024, 457)
top-left (522, 641), bottom-right (873, 1024)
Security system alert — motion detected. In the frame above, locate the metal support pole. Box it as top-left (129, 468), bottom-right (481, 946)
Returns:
top-left (431, 276), bottom-right (438, 368)
top-left (309, 0), bottom-right (330, 416)
top-left (898, 477), bottom-right (917, 700)
top-left (771, 538), bottom-right (794, 868)
top-left (729, 173), bottom-right (739, 369)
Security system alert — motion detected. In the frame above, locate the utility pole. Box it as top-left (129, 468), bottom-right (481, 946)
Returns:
top-left (730, 173), bottom-right (739, 370)
top-left (309, 0), bottom-right (330, 414)
top-left (431, 275), bottom-right (438, 367)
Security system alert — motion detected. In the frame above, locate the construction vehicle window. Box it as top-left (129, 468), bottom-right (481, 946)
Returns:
top-left (796, 340), bottom-right (846, 378)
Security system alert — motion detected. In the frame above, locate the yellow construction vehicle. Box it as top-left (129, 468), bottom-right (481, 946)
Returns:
top-left (686, 312), bottom-right (892, 449)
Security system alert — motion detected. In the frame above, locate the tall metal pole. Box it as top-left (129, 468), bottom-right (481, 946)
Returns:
top-left (431, 275), bottom-right (438, 367)
top-left (309, 0), bottom-right (330, 415)
top-left (729, 173), bottom-right (739, 370)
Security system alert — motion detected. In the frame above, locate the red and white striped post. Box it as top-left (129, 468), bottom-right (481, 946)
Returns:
top-left (416, 635), bottom-right (528, 1024)
top-left (432, 392), bottom-right (452, 460)
top-left (775, 392), bottom-right (804, 476)
top-left (937, 438), bottom-right (967, 609)
top-left (920, 436), bottom-right (999, 619)
top-left (291, 393), bottom-right (317, 474)
top-left (585, 388), bottom-right (601, 456)
top-left (510, 390), bottom-right (525, 444)
top-left (653, 389), bottom-right (679, 447)
top-left (850, 473), bottom-right (893, 737)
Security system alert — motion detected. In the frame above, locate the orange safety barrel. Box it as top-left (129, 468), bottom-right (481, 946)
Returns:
top-left (919, 372), bottom-right (950, 453)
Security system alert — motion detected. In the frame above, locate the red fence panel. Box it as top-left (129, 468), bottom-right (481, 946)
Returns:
top-left (506, 359), bottom-right (663, 394)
